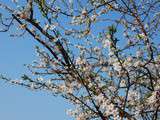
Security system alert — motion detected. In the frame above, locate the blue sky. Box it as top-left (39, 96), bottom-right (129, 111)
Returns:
top-left (0, 32), bottom-right (72, 120)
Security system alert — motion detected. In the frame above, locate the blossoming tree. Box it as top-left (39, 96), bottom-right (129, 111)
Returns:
top-left (0, 0), bottom-right (160, 119)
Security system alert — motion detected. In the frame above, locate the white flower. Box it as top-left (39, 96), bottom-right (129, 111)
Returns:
top-left (120, 80), bottom-right (126, 87)
top-left (66, 86), bottom-right (73, 94)
top-left (134, 60), bottom-right (142, 67)
top-left (81, 8), bottom-right (87, 16)
top-left (102, 39), bottom-right (111, 48)
top-left (104, 103), bottom-right (118, 117)
top-left (93, 46), bottom-right (100, 52)
top-left (59, 84), bottom-right (66, 92)
top-left (44, 24), bottom-right (56, 31)
top-left (128, 90), bottom-right (140, 102)
top-left (113, 62), bottom-right (121, 71)
top-left (49, 23), bottom-right (57, 30)
top-left (136, 50), bottom-right (143, 58)
top-left (44, 24), bottom-right (49, 31)
top-left (75, 57), bottom-right (86, 65)
top-left (66, 109), bottom-right (77, 117)
top-left (95, 93), bottom-right (104, 104)
top-left (147, 91), bottom-right (157, 104)
top-left (37, 77), bottom-right (43, 81)
top-left (113, 3), bottom-right (119, 9)
top-left (108, 86), bottom-right (116, 92)
top-left (46, 80), bottom-right (52, 86)
top-left (76, 113), bottom-right (86, 120)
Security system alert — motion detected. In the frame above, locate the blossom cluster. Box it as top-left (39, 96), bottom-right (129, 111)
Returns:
top-left (0, 0), bottom-right (160, 120)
